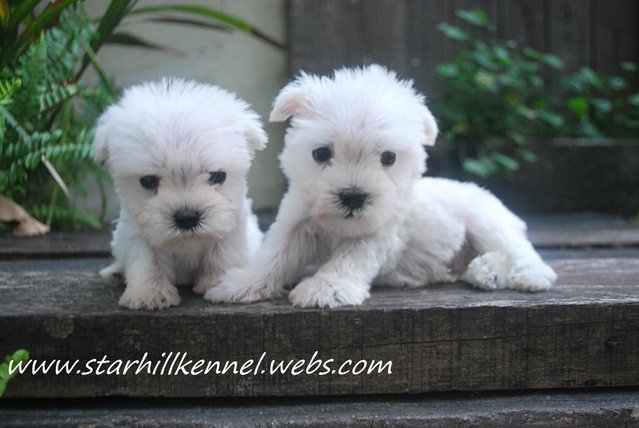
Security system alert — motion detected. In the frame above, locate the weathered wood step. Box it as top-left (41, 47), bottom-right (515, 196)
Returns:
top-left (2, 389), bottom-right (639, 427)
top-left (1, 258), bottom-right (638, 398)
top-left (2, 214), bottom-right (638, 260)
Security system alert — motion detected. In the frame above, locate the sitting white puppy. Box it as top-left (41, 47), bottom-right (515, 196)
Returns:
top-left (94, 78), bottom-right (266, 310)
top-left (205, 65), bottom-right (556, 308)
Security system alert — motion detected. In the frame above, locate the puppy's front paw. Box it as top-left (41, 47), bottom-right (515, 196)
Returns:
top-left (288, 273), bottom-right (370, 308)
top-left (119, 281), bottom-right (181, 310)
top-left (204, 268), bottom-right (283, 303)
top-left (99, 263), bottom-right (124, 286)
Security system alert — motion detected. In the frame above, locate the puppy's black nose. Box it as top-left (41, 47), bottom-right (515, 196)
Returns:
top-left (173, 208), bottom-right (201, 231)
top-left (338, 187), bottom-right (368, 211)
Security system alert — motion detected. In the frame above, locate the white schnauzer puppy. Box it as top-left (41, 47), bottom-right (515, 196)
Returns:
top-left (205, 65), bottom-right (556, 308)
top-left (94, 78), bottom-right (267, 310)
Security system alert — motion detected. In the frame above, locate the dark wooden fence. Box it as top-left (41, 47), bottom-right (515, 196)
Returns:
top-left (288, 0), bottom-right (639, 94)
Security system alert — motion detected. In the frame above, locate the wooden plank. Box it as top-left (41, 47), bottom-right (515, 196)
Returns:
top-left (2, 390), bottom-right (639, 427)
top-left (289, 0), bottom-right (409, 75)
top-left (591, 0), bottom-right (639, 86)
top-left (1, 214), bottom-right (636, 260)
top-left (529, 228), bottom-right (639, 248)
top-left (1, 258), bottom-right (638, 398)
top-left (482, 141), bottom-right (639, 215)
top-left (288, 0), bottom-right (639, 93)
top-left (546, 0), bottom-right (591, 72)
top-left (405, 0), bottom-right (454, 94)
top-left (497, 0), bottom-right (546, 52)
top-left (0, 231), bottom-right (112, 260)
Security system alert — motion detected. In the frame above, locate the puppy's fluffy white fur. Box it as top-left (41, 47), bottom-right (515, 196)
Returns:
top-left (205, 65), bottom-right (556, 308)
top-left (94, 78), bottom-right (266, 310)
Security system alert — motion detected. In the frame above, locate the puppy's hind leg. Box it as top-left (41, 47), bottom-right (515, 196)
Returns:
top-left (465, 200), bottom-right (556, 291)
top-left (461, 252), bottom-right (510, 290)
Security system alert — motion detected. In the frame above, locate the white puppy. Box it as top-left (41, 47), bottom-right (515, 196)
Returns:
top-left (205, 65), bottom-right (556, 308)
top-left (94, 78), bottom-right (266, 310)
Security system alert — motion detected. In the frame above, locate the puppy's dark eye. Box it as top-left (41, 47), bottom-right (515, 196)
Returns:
top-left (312, 146), bottom-right (332, 163)
top-left (208, 170), bottom-right (226, 185)
top-left (139, 175), bottom-right (160, 190)
top-left (381, 151), bottom-right (396, 166)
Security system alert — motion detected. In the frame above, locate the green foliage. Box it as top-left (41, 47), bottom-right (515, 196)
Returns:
top-left (0, 349), bottom-right (29, 397)
top-left (1, 4), bottom-right (116, 229)
top-left (0, 0), bottom-right (284, 231)
top-left (434, 8), bottom-right (565, 178)
top-left (434, 8), bottom-right (639, 178)
top-left (561, 65), bottom-right (639, 138)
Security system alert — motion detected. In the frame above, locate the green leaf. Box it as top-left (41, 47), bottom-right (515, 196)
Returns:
top-left (578, 67), bottom-right (603, 88)
top-left (437, 23), bottom-right (470, 41)
top-left (506, 132), bottom-right (525, 145)
top-left (0, 0), bottom-right (9, 27)
top-left (568, 97), bottom-right (589, 117)
top-left (537, 110), bottom-right (565, 127)
top-left (608, 76), bottom-right (626, 91)
top-left (475, 71), bottom-right (497, 91)
top-left (518, 148), bottom-right (538, 163)
top-left (9, 349), bottom-right (29, 364)
top-left (88, 0), bottom-right (136, 63)
top-left (106, 32), bottom-right (185, 55)
top-left (456, 9), bottom-right (492, 29)
top-left (129, 4), bottom-right (286, 51)
top-left (130, 4), bottom-right (252, 32)
top-left (436, 63), bottom-right (458, 78)
top-left (541, 54), bottom-right (564, 69)
top-left (591, 98), bottom-right (612, 113)
top-left (0, 349), bottom-right (28, 397)
top-left (494, 46), bottom-right (510, 64)
top-left (530, 75), bottom-right (543, 88)
top-left (15, 0), bottom-right (76, 48)
top-left (463, 157), bottom-right (493, 178)
top-left (140, 16), bottom-right (229, 33)
top-left (515, 105), bottom-right (536, 120)
top-left (620, 62), bottom-right (637, 72)
top-left (493, 153), bottom-right (520, 171)
top-left (523, 47), bottom-right (542, 60)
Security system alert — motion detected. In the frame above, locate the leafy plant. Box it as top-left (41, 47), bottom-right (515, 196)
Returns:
top-left (434, 8), bottom-right (565, 178)
top-left (561, 63), bottom-right (639, 138)
top-left (0, 0), bottom-right (285, 232)
top-left (434, 8), bottom-right (639, 179)
top-left (0, 349), bottom-right (29, 397)
top-left (1, 4), bottom-right (113, 230)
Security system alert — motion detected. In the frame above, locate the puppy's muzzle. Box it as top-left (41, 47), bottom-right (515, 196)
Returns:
top-left (173, 207), bottom-right (201, 231)
top-left (338, 187), bottom-right (369, 213)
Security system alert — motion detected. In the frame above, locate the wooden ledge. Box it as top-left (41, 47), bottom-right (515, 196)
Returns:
top-left (1, 258), bottom-right (638, 398)
top-left (1, 214), bottom-right (638, 260)
top-left (2, 389), bottom-right (639, 427)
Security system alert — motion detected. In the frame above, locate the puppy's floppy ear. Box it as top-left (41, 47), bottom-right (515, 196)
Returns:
top-left (269, 72), bottom-right (319, 122)
top-left (245, 115), bottom-right (268, 152)
top-left (92, 110), bottom-right (111, 163)
top-left (421, 106), bottom-right (439, 146)
top-left (269, 83), bottom-right (307, 122)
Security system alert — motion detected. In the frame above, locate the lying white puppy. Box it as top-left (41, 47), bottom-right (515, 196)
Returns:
top-left (94, 78), bottom-right (266, 310)
top-left (205, 65), bottom-right (556, 308)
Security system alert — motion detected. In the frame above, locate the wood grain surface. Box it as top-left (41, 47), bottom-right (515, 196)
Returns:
top-left (1, 258), bottom-right (637, 398)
